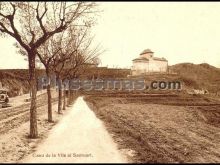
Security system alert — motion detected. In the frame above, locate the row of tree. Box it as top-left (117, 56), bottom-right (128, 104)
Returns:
top-left (0, 2), bottom-right (101, 138)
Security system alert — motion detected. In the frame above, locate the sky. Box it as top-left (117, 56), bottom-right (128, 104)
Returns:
top-left (1, 2), bottom-right (220, 69)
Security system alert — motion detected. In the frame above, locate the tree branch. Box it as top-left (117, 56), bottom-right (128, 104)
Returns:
top-left (36, 2), bottom-right (47, 35)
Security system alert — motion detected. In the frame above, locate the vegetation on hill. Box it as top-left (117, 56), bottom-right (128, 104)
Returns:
top-left (170, 63), bottom-right (220, 93)
top-left (1, 63), bottom-right (220, 97)
top-left (0, 69), bottom-right (45, 97)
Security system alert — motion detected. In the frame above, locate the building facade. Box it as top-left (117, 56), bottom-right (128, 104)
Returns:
top-left (131, 49), bottom-right (168, 75)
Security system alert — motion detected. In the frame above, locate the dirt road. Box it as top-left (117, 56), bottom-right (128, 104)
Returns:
top-left (6, 89), bottom-right (46, 108)
top-left (0, 89), bottom-right (62, 163)
top-left (21, 97), bottom-right (127, 163)
top-left (0, 89), bottom-right (57, 135)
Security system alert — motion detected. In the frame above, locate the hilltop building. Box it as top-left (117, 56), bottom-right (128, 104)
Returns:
top-left (131, 49), bottom-right (168, 75)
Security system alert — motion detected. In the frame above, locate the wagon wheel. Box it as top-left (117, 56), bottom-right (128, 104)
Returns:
top-left (0, 95), bottom-right (5, 100)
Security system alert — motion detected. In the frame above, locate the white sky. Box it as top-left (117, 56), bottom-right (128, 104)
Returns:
top-left (1, 2), bottom-right (220, 69)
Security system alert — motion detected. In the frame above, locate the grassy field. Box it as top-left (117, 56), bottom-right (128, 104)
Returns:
top-left (85, 93), bottom-right (220, 163)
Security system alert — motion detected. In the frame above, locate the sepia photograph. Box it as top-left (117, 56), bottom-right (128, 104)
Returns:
top-left (0, 1), bottom-right (220, 163)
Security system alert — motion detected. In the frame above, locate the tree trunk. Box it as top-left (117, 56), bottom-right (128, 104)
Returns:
top-left (58, 88), bottom-right (62, 113)
top-left (28, 54), bottom-right (38, 139)
top-left (57, 78), bottom-right (62, 114)
top-left (68, 86), bottom-right (71, 106)
top-left (70, 89), bottom-right (74, 104)
top-left (63, 87), bottom-right (66, 110)
top-left (46, 68), bottom-right (53, 122)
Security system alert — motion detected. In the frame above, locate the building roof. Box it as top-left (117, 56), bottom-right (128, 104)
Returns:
top-left (153, 57), bottom-right (168, 62)
top-left (140, 49), bottom-right (154, 55)
top-left (132, 56), bottom-right (167, 62)
top-left (132, 57), bottom-right (149, 62)
top-left (133, 49), bottom-right (168, 62)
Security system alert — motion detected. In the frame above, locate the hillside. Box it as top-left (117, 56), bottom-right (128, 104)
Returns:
top-left (82, 67), bottom-right (131, 79)
top-left (0, 63), bottom-right (220, 97)
top-left (0, 68), bottom-right (130, 97)
top-left (0, 69), bottom-right (45, 97)
top-left (170, 63), bottom-right (220, 93)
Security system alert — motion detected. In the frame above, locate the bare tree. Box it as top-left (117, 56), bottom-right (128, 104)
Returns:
top-left (36, 38), bottom-right (57, 122)
top-left (50, 27), bottom-right (89, 114)
top-left (62, 37), bottom-right (103, 107)
top-left (0, 2), bottom-right (97, 138)
top-left (49, 27), bottom-right (102, 113)
top-left (36, 26), bottom-right (85, 116)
